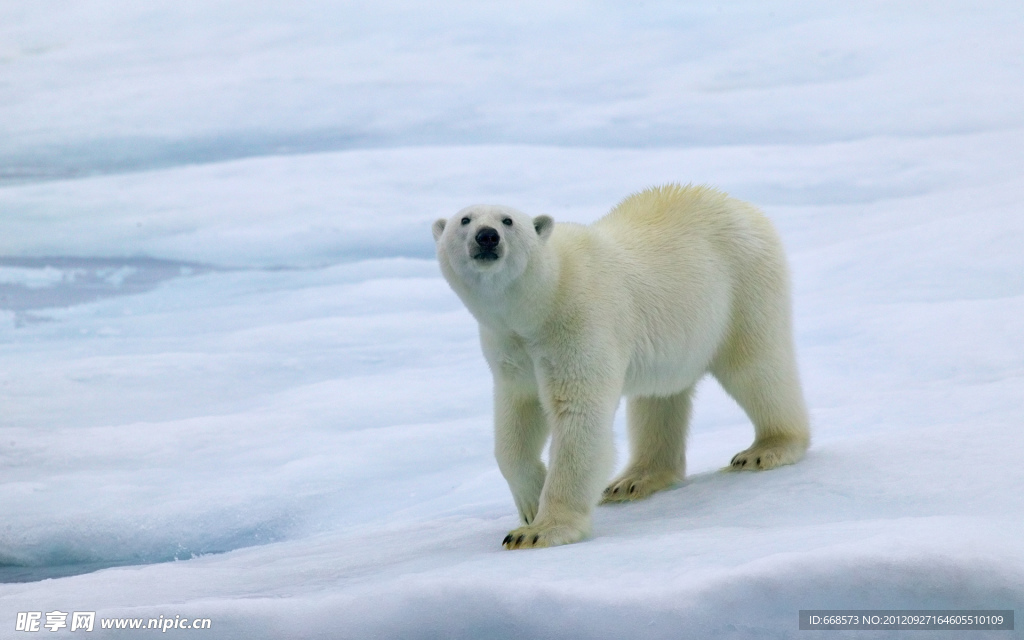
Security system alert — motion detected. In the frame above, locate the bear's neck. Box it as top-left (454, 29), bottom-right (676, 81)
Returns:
top-left (463, 249), bottom-right (560, 338)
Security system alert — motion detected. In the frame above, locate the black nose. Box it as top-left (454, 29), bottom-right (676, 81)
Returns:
top-left (475, 227), bottom-right (500, 249)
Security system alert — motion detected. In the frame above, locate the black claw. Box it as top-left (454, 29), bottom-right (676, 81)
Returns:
top-left (502, 534), bottom-right (512, 545)
top-left (628, 484), bottom-right (636, 494)
top-left (756, 457), bottom-right (761, 466)
top-left (516, 534), bottom-right (524, 546)
top-left (532, 535), bottom-right (539, 544)
top-left (612, 487), bottom-right (619, 494)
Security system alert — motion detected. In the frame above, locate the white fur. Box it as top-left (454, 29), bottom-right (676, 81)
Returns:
top-left (433, 185), bottom-right (809, 549)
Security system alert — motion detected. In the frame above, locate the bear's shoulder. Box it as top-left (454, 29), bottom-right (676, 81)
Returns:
top-left (596, 183), bottom-right (733, 229)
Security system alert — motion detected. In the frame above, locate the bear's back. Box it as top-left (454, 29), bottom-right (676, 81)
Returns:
top-left (593, 183), bottom-right (780, 272)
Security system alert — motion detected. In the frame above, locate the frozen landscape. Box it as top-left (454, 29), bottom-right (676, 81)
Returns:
top-left (1, 1), bottom-right (1022, 637)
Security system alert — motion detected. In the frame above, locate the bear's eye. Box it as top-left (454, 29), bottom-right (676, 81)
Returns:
top-left (502, 218), bottom-right (513, 226)
top-left (461, 217), bottom-right (471, 225)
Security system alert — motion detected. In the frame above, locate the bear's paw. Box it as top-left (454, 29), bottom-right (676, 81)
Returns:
top-left (501, 521), bottom-right (587, 550)
top-left (600, 469), bottom-right (678, 503)
top-left (728, 437), bottom-right (807, 471)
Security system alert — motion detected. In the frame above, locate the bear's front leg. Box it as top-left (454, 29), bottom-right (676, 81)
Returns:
top-left (494, 385), bottom-right (550, 526)
top-left (503, 377), bottom-right (617, 549)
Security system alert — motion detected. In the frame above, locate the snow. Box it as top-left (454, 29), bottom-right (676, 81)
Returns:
top-left (2, 1), bottom-right (1022, 637)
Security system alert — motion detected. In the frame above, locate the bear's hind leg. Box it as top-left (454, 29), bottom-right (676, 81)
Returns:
top-left (713, 343), bottom-right (809, 471)
top-left (602, 388), bottom-right (692, 503)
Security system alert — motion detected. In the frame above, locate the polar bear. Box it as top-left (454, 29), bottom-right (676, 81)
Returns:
top-left (432, 184), bottom-right (809, 549)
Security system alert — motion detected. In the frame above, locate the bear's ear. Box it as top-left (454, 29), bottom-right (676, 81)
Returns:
top-left (533, 215), bottom-right (554, 242)
top-left (432, 218), bottom-right (447, 242)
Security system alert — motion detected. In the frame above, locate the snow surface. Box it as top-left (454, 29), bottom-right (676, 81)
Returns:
top-left (2, 1), bottom-right (1022, 638)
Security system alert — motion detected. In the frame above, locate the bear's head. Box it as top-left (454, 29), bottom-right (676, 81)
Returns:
top-left (433, 205), bottom-right (554, 292)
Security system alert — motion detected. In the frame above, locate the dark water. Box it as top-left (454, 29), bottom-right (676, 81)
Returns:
top-left (0, 256), bottom-right (217, 321)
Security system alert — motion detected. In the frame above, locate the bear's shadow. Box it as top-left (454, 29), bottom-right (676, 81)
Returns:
top-left (591, 452), bottom-right (819, 541)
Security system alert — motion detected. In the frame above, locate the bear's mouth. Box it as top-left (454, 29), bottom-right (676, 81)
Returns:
top-left (472, 250), bottom-right (500, 262)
